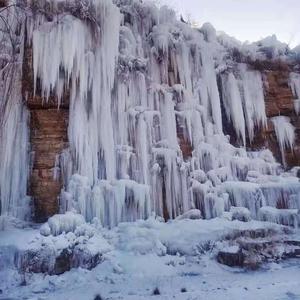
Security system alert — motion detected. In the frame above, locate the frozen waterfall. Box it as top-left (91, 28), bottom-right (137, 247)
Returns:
top-left (0, 0), bottom-right (299, 227)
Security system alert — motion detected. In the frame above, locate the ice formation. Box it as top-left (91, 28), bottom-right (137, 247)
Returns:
top-left (40, 212), bottom-right (86, 236)
top-left (230, 206), bottom-right (251, 222)
top-left (290, 73), bottom-right (300, 115)
top-left (0, 0), bottom-right (299, 228)
top-left (258, 206), bottom-right (299, 228)
top-left (271, 116), bottom-right (295, 167)
top-left (0, 5), bottom-right (30, 220)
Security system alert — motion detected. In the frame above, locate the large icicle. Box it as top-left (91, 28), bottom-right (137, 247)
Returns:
top-left (221, 72), bottom-right (246, 145)
top-left (0, 5), bottom-right (30, 220)
top-left (238, 64), bottom-right (267, 141)
top-left (289, 72), bottom-right (300, 115)
top-left (271, 116), bottom-right (295, 167)
top-left (32, 1), bottom-right (121, 183)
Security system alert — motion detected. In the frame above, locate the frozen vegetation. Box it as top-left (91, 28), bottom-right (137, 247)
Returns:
top-left (0, 0), bottom-right (299, 299)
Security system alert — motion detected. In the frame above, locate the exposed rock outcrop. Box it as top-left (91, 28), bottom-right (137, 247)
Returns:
top-left (217, 233), bottom-right (300, 270)
top-left (22, 45), bottom-right (69, 222)
top-left (249, 65), bottom-right (300, 167)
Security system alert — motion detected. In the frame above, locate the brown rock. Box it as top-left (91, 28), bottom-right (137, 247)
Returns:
top-left (23, 44), bottom-right (70, 222)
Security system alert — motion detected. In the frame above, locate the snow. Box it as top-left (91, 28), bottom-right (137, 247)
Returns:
top-left (230, 207), bottom-right (251, 222)
top-left (176, 209), bottom-right (202, 220)
top-left (1, 216), bottom-right (299, 299)
top-left (3, 258), bottom-right (300, 299)
top-left (40, 211), bottom-right (86, 236)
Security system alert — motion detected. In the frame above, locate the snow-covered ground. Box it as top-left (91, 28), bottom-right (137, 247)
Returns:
top-left (1, 216), bottom-right (300, 300)
top-left (3, 252), bottom-right (300, 300)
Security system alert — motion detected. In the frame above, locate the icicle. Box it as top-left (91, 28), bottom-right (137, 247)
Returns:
top-left (259, 206), bottom-right (299, 228)
top-left (289, 73), bottom-right (300, 115)
top-left (238, 64), bottom-right (267, 141)
top-left (64, 175), bottom-right (151, 228)
top-left (221, 72), bottom-right (246, 145)
top-left (222, 182), bottom-right (266, 218)
top-left (0, 5), bottom-right (30, 220)
top-left (33, 0), bottom-right (121, 183)
top-left (271, 116), bottom-right (295, 167)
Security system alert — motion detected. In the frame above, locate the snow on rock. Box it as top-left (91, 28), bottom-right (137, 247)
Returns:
top-left (40, 212), bottom-right (85, 236)
top-left (230, 207), bottom-right (251, 222)
top-left (253, 35), bottom-right (289, 59)
top-left (18, 220), bottom-right (112, 275)
top-left (176, 209), bottom-right (202, 220)
top-left (200, 22), bottom-right (217, 43)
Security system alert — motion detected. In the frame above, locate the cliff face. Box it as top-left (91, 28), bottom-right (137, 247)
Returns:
top-left (245, 65), bottom-right (300, 167)
top-left (23, 46), bottom-right (69, 221)
top-left (23, 60), bottom-right (300, 221)
top-left (1, 0), bottom-right (300, 224)
top-left (263, 69), bottom-right (300, 167)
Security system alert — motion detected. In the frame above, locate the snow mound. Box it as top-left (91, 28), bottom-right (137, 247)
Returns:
top-left (230, 207), bottom-right (251, 222)
top-left (115, 220), bottom-right (167, 256)
top-left (176, 209), bottom-right (202, 220)
top-left (19, 220), bottom-right (112, 275)
top-left (40, 212), bottom-right (85, 236)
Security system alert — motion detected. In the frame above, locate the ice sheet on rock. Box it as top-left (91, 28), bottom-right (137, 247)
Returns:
top-left (259, 206), bottom-right (299, 228)
top-left (63, 175), bottom-right (151, 228)
top-left (260, 179), bottom-right (300, 209)
top-left (0, 5), bottom-right (30, 220)
top-left (289, 73), bottom-right (300, 115)
top-left (222, 182), bottom-right (266, 218)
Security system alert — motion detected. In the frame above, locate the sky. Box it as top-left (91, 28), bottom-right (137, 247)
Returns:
top-left (159, 0), bottom-right (300, 48)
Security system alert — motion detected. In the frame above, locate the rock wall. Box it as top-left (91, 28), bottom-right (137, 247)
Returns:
top-left (249, 63), bottom-right (300, 167)
top-left (23, 46), bottom-right (69, 222)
